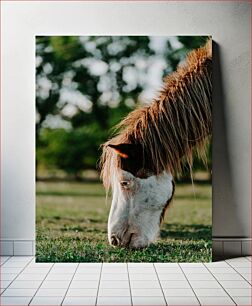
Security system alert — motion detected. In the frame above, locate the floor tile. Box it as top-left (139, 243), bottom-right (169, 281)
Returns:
top-left (214, 273), bottom-right (245, 281)
top-left (128, 263), bottom-right (153, 268)
top-left (182, 267), bottom-right (209, 274)
top-left (132, 296), bottom-right (166, 305)
top-left (158, 273), bottom-right (186, 280)
top-left (35, 287), bottom-right (67, 296)
top-left (130, 280), bottom-right (160, 289)
top-left (79, 263), bottom-right (102, 268)
top-left (74, 273), bottom-right (100, 281)
top-left (102, 263), bottom-right (126, 267)
top-left (129, 273), bottom-right (157, 281)
top-left (8, 256), bottom-right (32, 265)
top-left (2, 261), bottom-right (28, 268)
top-left (0, 256), bottom-right (10, 264)
top-left (163, 288), bottom-right (195, 296)
top-left (40, 280), bottom-right (71, 288)
top-left (50, 267), bottom-right (77, 274)
top-left (99, 281), bottom-right (129, 288)
top-left (7, 256), bottom-right (33, 262)
top-left (16, 273), bottom-right (46, 281)
top-left (198, 296), bottom-right (235, 305)
top-left (0, 296), bottom-right (32, 305)
top-left (228, 261), bottom-right (252, 268)
top-left (232, 296), bottom-right (252, 305)
top-left (1, 274), bottom-right (17, 281)
top-left (1, 267), bottom-right (23, 274)
top-left (98, 288), bottom-right (130, 296)
top-left (219, 280), bottom-right (252, 288)
top-left (97, 296), bottom-right (131, 305)
top-left (70, 280), bottom-right (99, 288)
top-left (194, 288), bottom-right (228, 296)
top-left (209, 267), bottom-right (236, 274)
top-left (66, 288), bottom-right (97, 296)
top-left (226, 257), bottom-right (250, 263)
top-left (8, 280), bottom-right (42, 289)
top-left (242, 273), bottom-right (252, 283)
top-left (128, 266), bottom-right (155, 273)
top-left (76, 265), bottom-right (101, 270)
top-left (76, 267), bottom-right (101, 272)
top-left (155, 267), bottom-right (182, 273)
top-left (154, 263), bottom-right (179, 268)
top-left (0, 280), bottom-right (12, 289)
top-left (235, 267), bottom-right (252, 274)
top-left (246, 256), bottom-right (252, 261)
top-left (180, 263), bottom-right (205, 267)
top-left (22, 267), bottom-right (50, 274)
top-left (101, 273), bottom-right (128, 281)
top-left (46, 273), bottom-right (73, 281)
top-left (128, 269), bottom-right (156, 274)
top-left (27, 262), bottom-right (53, 268)
top-left (165, 297), bottom-right (200, 305)
top-left (131, 288), bottom-right (163, 297)
top-left (2, 288), bottom-right (37, 296)
top-left (62, 296), bottom-right (96, 305)
top-left (186, 273), bottom-right (215, 280)
top-left (30, 296), bottom-right (64, 305)
top-left (189, 280), bottom-right (221, 288)
top-left (52, 263), bottom-right (78, 268)
top-left (205, 262), bottom-right (230, 267)
top-left (160, 280), bottom-right (190, 288)
top-left (75, 268), bottom-right (101, 274)
top-left (225, 288), bottom-right (252, 296)
top-left (102, 266), bottom-right (128, 273)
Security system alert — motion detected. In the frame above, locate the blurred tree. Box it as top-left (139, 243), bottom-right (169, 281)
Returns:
top-left (36, 36), bottom-right (210, 179)
top-left (37, 125), bottom-right (106, 179)
top-left (36, 36), bottom-right (154, 177)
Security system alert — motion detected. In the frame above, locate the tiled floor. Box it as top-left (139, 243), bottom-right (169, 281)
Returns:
top-left (0, 256), bottom-right (251, 305)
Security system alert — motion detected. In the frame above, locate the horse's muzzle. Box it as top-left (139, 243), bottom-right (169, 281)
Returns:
top-left (110, 235), bottom-right (121, 247)
top-left (109, 233), bottom-right (147, 249)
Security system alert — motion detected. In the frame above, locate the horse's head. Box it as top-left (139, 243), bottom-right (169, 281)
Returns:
top-left (100, 41), bottom-right (212, 249)
top-left (103, 143), bottom-right (174, 249)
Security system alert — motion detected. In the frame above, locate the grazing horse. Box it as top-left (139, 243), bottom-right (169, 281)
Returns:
top-left (100, 40), bottom-right (212, 249)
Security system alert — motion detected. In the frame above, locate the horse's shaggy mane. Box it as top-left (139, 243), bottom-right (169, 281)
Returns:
top-left (101, 40), bottom-right (212, 190)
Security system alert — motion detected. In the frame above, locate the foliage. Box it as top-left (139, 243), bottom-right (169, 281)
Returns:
top-left (37, 125), bottom-right (106, 178)
top-left (36, 181), bottom-right (212, 262)
top-left (36, 36), bottom-right (210, 178)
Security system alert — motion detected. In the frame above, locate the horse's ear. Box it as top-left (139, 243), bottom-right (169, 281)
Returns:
top-left (107, 143), bottom-right (138, 159)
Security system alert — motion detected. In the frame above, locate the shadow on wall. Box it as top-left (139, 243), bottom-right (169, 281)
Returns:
top-left (212, 42), bottom-right (245, 260)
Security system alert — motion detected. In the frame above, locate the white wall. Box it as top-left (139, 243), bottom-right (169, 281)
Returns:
top-left (1, 1), bottom-right (250, 256)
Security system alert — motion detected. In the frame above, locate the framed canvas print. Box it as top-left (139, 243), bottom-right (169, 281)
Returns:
top-left (36, 36), bottom-right (212, 262)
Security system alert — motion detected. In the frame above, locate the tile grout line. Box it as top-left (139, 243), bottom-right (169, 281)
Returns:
top-left (0, 255), bottom-right (12, 266)
top-left (0, 256), bottom-right (35, 297)
top-left (153, 263), bottom-right (168, 306)
top-left (61, 263), bottom-right (80, 306)
top-left (95, 262), bottom-right (103, 306)
top-left (178, 263), bottom-right (201, 306)
top-left (203, 263), bottom-right (238, 305)
top-left (0, 255), bottom-right (12, 294)
top-left (244, 257), bottom-right (251, 262)
top-left (126, 262), bottom-right (133, 306)
top-left (225, 260), bottom-right (252, 286)
top-left (28, 261), bottom-right (55, 305)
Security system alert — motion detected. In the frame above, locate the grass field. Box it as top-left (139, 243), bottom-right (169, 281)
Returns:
top-left (36, 181), bottom-right (212, 262)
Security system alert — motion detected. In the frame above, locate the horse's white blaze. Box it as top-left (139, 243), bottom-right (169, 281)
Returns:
top-left (108, 170), bottom-right (173, 248)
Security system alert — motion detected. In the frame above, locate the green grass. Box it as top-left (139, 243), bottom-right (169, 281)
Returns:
top-left (36, 181), bottom-right (212, 262)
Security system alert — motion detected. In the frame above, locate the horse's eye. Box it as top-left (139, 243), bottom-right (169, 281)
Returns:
top-left (120, 181), bottom-right (131, 189)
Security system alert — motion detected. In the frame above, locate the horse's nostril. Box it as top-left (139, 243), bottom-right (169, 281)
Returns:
top-left (111, 235), bottom-right (120, 246)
